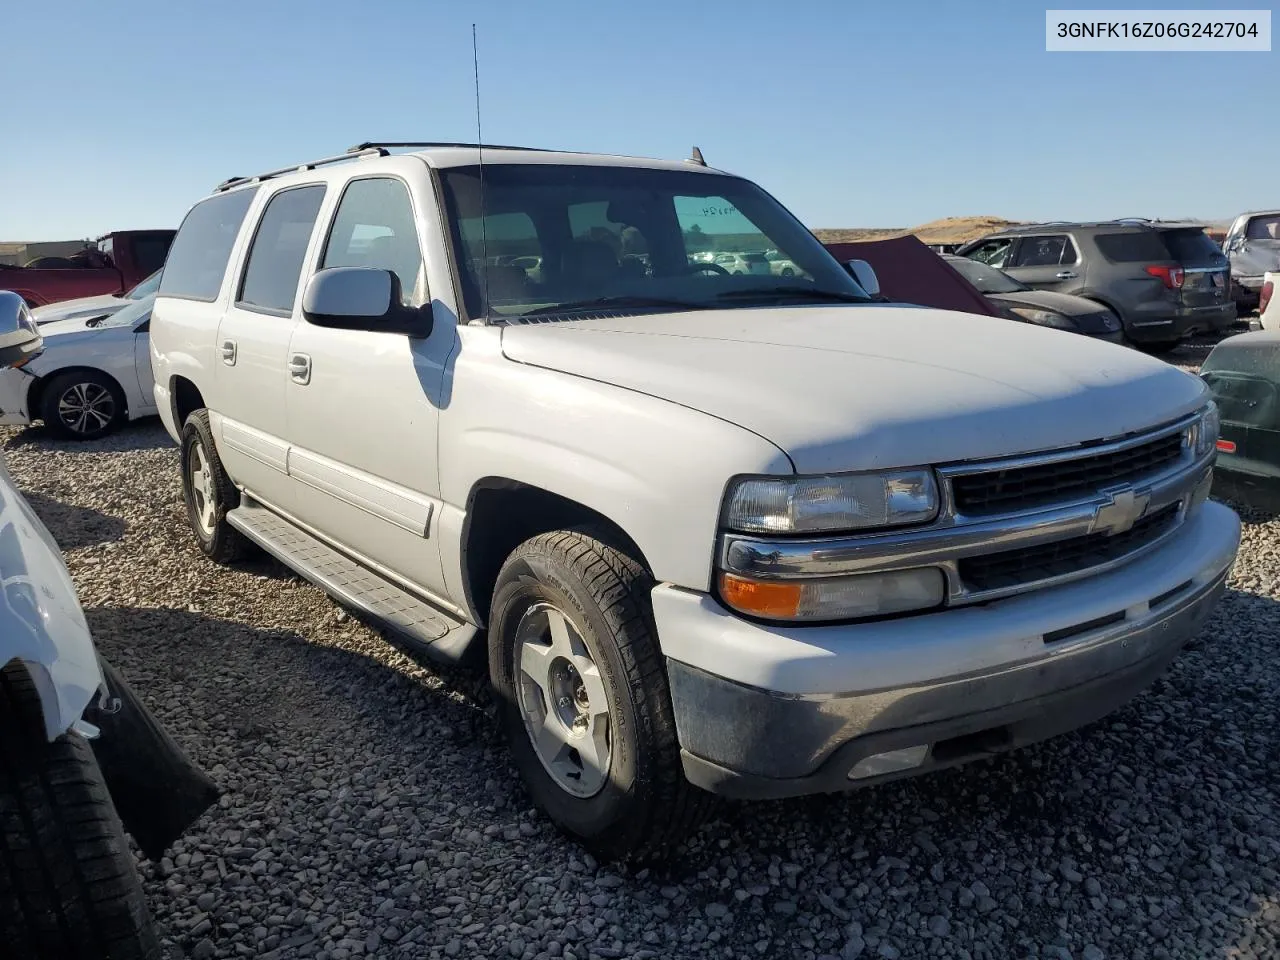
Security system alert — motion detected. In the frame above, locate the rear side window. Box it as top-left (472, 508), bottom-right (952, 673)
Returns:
top-left (238, 185), bottom-right (327, 315)
top-left (1159, 228), bottom-right (1224, 266)
top-left (1245, 215), bottom-right (1280, 240)
top-left (1093, 231), bottom-right (1169, 263)
top-left (159, 188), bottom-right (260, 302)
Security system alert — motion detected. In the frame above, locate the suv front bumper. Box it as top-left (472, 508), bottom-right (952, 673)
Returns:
top-left (653, 500), bottom-right (1239, 799)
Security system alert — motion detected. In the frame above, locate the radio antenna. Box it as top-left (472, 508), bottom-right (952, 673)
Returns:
top-left (472, 23), bottom-right (491, 320)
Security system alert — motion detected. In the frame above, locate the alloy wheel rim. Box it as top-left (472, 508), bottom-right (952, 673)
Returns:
top-left (515, 601), bottom-right (612, 798)
top-left (57, 382), bottom-right (115, 435)
top-left (189, 440), bottom-right (217, 536)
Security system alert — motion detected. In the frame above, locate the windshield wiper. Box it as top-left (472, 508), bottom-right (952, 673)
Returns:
top-left (713, 286), bottom-right (875, 304)
top-left (522, 295), bottom-right (709, 317)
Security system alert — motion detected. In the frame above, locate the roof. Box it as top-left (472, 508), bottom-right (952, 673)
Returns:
top-left (214, 142), bottom-right (726, 193)
top-left (990, 219), bottom-right (1212, 236)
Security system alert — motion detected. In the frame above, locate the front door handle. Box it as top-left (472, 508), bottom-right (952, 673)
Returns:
top-left (289, 353), bottom-right (312, 385)
top-left (221, 339), bottom-right (237, 365)
top-left (1056, 271), bottom-right (1077, 279)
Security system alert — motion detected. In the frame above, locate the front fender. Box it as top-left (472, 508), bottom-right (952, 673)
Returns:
top-left (0, 456), bottom-right (103, 740)
top-left (440, 337), bottom-right (793, 592)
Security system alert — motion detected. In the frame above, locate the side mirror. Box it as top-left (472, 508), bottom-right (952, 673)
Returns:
top-left (0, 291), bottom-right (44, 369)
top-left (844, 259), bottom-right (881, 298)
top-left (301, 267), bottom-right (432, 338)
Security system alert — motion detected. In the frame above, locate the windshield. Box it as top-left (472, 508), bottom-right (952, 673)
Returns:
top-left (126, 270), bottom-right (162, 299)
top-left (946, 256), bottom-right (1027, 293)
top-left (436, 164), bottom-right (870, 321)
top-left (93, 295), bottom-right (153, 329)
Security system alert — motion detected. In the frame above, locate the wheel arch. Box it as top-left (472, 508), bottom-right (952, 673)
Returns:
top-left (168, 375), bottom-right (206, 430)
top-left (28, 365), bottom-right (130, 422)
top-left (460, 478), bottom-right (653, 628)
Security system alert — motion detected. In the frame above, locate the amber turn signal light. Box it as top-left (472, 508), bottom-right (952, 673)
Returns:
top-left (718, 572), bottom-right (802, 619)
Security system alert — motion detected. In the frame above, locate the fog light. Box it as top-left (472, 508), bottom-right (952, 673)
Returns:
top-left (848, 745), bottom-right (930, 780)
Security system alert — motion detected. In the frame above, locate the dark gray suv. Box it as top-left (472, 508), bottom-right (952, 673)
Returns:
top-left (956, 220), bottom-right (1236, 353)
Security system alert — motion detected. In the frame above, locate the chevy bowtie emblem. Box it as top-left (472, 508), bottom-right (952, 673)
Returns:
top-left (1092, 487), bottom-right (1151, 536)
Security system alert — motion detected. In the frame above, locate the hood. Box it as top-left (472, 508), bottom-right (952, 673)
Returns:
top-left (32, 294), bottom-right (127, 326)
top-left (500, 306), bottom-right (1208, 474)
top-left (37, 314), bottom-right (113, 340)
top-left (987, 289), bottom-right (1108, 317)
top-left (1231, 240), bottom-right (1280, 277)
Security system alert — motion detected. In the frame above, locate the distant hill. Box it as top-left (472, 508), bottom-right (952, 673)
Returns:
top-left (813, 215), bottom-right (1235, 246)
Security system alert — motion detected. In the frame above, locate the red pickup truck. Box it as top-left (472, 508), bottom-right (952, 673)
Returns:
top-left (0, 229), bottom-right (174, 308)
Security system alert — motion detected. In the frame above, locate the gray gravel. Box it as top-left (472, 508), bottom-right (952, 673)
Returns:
top-left (3, 338), bottom-right (1277, 960)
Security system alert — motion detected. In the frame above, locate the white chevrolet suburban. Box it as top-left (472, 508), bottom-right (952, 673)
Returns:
top-left (150, 142), bottom-right (1240, 859)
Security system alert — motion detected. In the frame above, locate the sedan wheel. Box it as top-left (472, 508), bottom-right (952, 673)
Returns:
top-left (38, 370), bottom-right (126, 441)
top-left (57, 381), bottom-right (115, 435)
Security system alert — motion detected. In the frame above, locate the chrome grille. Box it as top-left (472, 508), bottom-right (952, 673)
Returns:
top-left (958, 503), bottom-right (1181, 593)
top-left (949, 432), bottom-right (1185, 515)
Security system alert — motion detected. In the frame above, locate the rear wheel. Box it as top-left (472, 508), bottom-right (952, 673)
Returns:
top-left (489, 529), bottom-right (713, 861)
top-left (39, 370), bottom-right (126, 441)
top-left (0, 663), bottom-right (161, 960)
top-left (181, 409), bottom-right (252, 564)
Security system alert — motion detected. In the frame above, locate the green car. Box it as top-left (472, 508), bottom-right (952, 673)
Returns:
top-left (1201, 330), bottom-right (1280, 513)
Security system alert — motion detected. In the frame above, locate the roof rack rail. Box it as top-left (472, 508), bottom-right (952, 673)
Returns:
top-left (214, 147), bottom-right (383, 193)
top-left (347, 141), bottom-right (558, 155)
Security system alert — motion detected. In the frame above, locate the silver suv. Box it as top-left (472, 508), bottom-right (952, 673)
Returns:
top-left (957, 220), bottom-right (1236, 353)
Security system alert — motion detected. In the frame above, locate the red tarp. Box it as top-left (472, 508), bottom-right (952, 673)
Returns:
top-left (823, 235), bottom-right (1003, 317)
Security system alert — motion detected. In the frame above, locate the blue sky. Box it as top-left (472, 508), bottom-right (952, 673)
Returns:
top-left (1, 0), bottom-right (1275, 240)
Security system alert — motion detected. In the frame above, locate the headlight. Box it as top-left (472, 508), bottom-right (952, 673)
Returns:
top-left (719, 568), bottom-right (945, 621)
top-left (1189, 402), bottom-right (1220, 458)
top-left (723, 469), bottom-right (939, 534)
top-left (1009, 306), bottom-right (1077, 330)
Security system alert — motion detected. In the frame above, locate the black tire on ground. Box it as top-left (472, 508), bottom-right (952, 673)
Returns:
top-left (489, 528), bottom-right (714, 862)
top-left (0, 662), bottom-right (161, 960)
top-left (39, 370), bottom-right (127, 441)
top-left (1134, 339), bottom-right (1183, 355)
top-left (180, 408), bottom-right (252, 564)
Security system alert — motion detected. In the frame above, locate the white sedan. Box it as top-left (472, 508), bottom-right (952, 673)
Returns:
top-left (0, 293), bottom-right (155, 440)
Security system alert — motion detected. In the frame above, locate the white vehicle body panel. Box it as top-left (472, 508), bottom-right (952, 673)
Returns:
top-left (500, 308), bottom-right (1209, 474)
top-left (1260, 272), bottom-right (1280, 331)
top-left (0, 312), bottom-right (156, 427)
top-left (0, 452), bottom-right (104, 739)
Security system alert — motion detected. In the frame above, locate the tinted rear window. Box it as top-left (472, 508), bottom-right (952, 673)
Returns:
top-left (1159, 228), bottom-right (1224, 266)
top-left (1093, 232), bottom-right (1170, 263)
top-left (159, 188), bottom-right (260, 302)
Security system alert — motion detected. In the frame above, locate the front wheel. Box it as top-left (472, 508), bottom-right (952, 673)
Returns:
top-left (0, 664), bottom-right (161, 960)
top-left (39, 370), bottom-right (126, 441)
top-left (489, 529), bottom-right (713, 861)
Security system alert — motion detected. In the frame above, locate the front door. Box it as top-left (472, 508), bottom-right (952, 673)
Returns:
top-left (1002, 233), bottom-right (1084, 294)
top-left (213, 183), bottom-right (328, 510)
top-left (285, 175), bottom-right (453, 599)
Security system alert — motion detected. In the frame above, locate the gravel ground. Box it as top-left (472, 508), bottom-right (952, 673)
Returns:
top-left (3, 336), bottom-right (1278, 960)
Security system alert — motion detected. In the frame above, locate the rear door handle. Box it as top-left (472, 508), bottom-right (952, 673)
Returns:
top-left (221, 339), bottom-right (237, 365)
top-left (1056, 271), bottom-right (1077, 279)
top-left (289, 353), bottom-right (312, 385)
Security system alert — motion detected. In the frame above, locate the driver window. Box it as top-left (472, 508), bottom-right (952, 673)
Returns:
top-left (321, 178), bottom-right (426, 307)
top-left (967, 238), bottom-right (1013, 268)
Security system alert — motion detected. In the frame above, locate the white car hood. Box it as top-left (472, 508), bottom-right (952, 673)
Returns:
top-left (500, 306), bottom-right (1209, 473)
top-left (31, 294), bottom-right (127, 326)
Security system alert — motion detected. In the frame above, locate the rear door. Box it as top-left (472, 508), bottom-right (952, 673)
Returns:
top-left (1159, 227), bottom-right (1230, 311)
top-left (1002, 233), bottom-right (1082, 293)
top-left (213, 183), bottom-right (328, 510)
